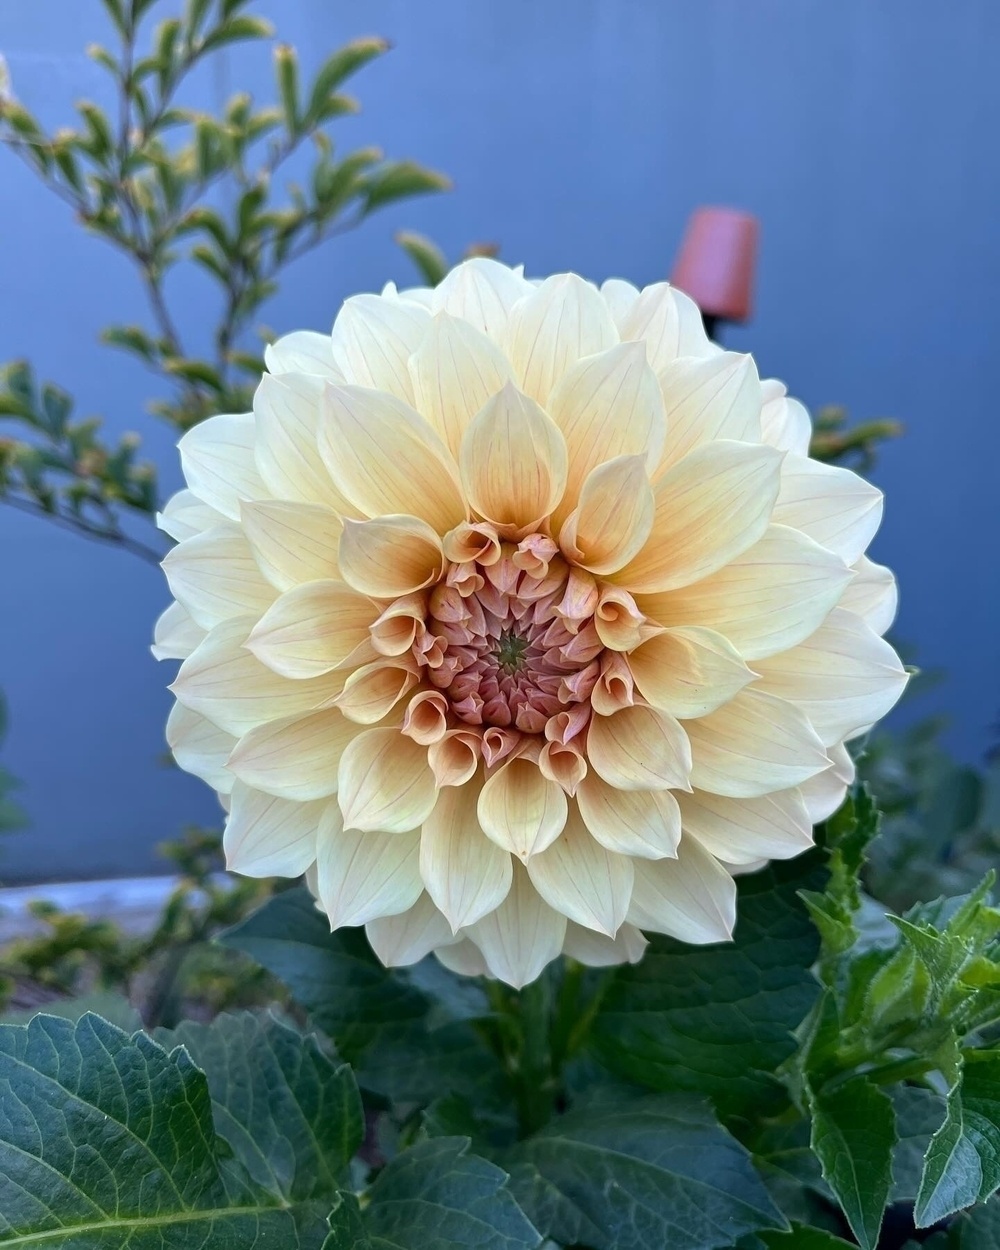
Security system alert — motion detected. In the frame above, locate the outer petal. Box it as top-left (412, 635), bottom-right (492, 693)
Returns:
top-left (753, 609), bottom-right (908, 746)
top-left (656, 353), bottom-right (762, 471)
top-left (477, 757), bottom-right (568, 859)
top-left (265, 330), bottom-right (342, 379)
top-left (586, 705), bottom-right (692, 792)
top-left (338, 728), bottom-right (438, 833)
top-left (420, 779), bottom-right (513, 930)
top-left (459, 383), bottom-right (567, 534)
top-left (617, 441), bottom-right (783, 594)
top-left (408, 312), bottom-right (513, 457)
top-left (152, 601), bottom-right (205, 661)
top-left (772, 454), bottom-right (883, 564)
top-left (339, 515), bottom-right (444, 598)
top-left (254, 373), bottom-right (346, 508)
top-left (241, 499), bottom-right (342, 591)
top-left (759, 379), bottom-right (812, 455)
top-left (548, 342), bottom-right (665, 525)
top-left (329, 292), bottom-right (430, 401)
top-left (678, 788), bottom-right (814, 865)
top-left (686, 688), bottom-right (830, 798)
top-left (157, 489), bottom-right (226, 541)
top-left (559, 455), bottom-right (654, 575)
top-left (166, 701), bottom-right (236, 794)
top-left (435, 939), bottom-right (490, 978)
top-left (576, 774), bottom-right (682, 859)
top-left (467, 863), bottom-right (568, 987)
top-left (366, 893), bottom-right (455, 968)
top-left (640, 524), bottom-right (852, 660)
top-left (526, 806), bottom-right (633, 936)
top-left (618, 282), bottom-right (712, 370)
top-left (799, 741), bottom-right (856, 823)
top-left (162, 524), bottom-right (276, 630)
top-left (563, 921), bottom-right (648, 967)
top-left (841, 555), bottom-right (899, 636)
top-left (223, 781), bottom-right (327, 877)
top-left (246, 580), bottom-right (374, 679)
top-left (171, 617), bottom-right (344, 736)
top-left (628, 626), bottom-right (755, 719)
top-left (315, 805), bottom-right (422, 927)
top-left (228, 708), bottom-right (356, 800)
top-left (628, 839), bottom-right (737, 943)
top-left (431, 257), bottom-right (532, 341)
top-left (178, 412), bottom-right (266, 520)
top-left (319, 384), bottom-right (466, 534)
top-left (504, 273), bottom-right (618, 406)
top-left (600, 277), bottom-right (640, 329)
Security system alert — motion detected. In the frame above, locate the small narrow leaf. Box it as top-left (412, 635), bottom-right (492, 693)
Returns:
top-left (396, 229), bottom-right (449, 286)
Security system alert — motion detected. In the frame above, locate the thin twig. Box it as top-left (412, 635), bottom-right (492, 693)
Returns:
top-left (2, 494), bottom-right (165, 565)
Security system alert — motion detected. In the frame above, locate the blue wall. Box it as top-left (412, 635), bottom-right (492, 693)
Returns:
top-left (1, 0), bottom-right (998, 881)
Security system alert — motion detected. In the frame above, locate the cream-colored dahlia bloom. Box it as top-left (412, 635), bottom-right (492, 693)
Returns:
top-left (155, 259), bottom-right (906, 986)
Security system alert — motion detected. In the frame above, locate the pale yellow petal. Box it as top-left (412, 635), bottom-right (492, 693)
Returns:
top-left (254, 373), bottom-right (346, 508)
top-left (576, 773), bottom-right (681, 859)
top-left (338, 514), bottom-right (444, 598)
top-left (526, 805), bottom-right (633, 936)
top-left (799, 742), bottom-right (855, 823)
top-left (640, 524), bottom-right (852, 660)
top-left (224, 781), bottom-right (327, 877)
top-left (628, 626), bottom-right (755, 719)
top-left (678, 788), bottom-right (814, 865)
top-left (431, 257), bottom-right (531, 340)
top-left (315, 805), bottom-right (422, 927)
top-left (337, 727), bottom-right (437, 833)
top-left (228, 708), bottom-right (356, 800)
top-left (329, 292), bottom-right (429, 401)
top-left (563, 921), bottom-right (648, 967)
top-left (559, 455), bottom-right (654, 575)
top-left (586, 705), bottom-right (692, 792)
top-left (467, 862), bottom-right (568, 987)
top-left (600, 277), bottom-right (640, 329)
top-left (617, 440), bottom-right (783, 594)
top-left (247, 580), bottom-right (374, 679)
top-left (477, 757), bottom-right (568, 859)
top-left (162, 523), bottom-right (276, 629)
top-left (759, 380), bottom-right (811, 455)
top-left (420, 779), bottom-right (513, 930)
top-left (152, 601), bottom-right (205, 661)
top-left (166, 701), bottom-right (236, 794)
top-left (318, 384), bottom-right (466, 533)
top-left (504, 273), bottom-right (618, 405)
top-left (335, 658), bottom-right (419, 725)
top-left (459, 383), bottom-right (567, 533)
top-left (841, 555), bottom-right (898, 636)
top-left (264, 330), bottom-right (342, 379)
top-left (547, 341), bottom-right (665, 525)
top-left (434, 939), bottom-right (490, 978)
top-left (656, 352), bottom-right (762, 472)
top-left (686, 688), bottom-right (830, 798)
top-left (772, 454), bottom-right (883, 563)
top-left (241, 499), bottom-right (342, 591)
top-left (365, 893), bottom-right (455, 968)
top-left (618, 282), bottom-right (713, 370)
top-left (408, 312), bottom-right (513, 457)
top-left (628, 839), bottom-right (737, 943)
top-left (158, 489), bottom-right (226, 541)
top-left (178, 412), bottom-right (266, 520)
top-left (753, 608), bottom-right (907, 746)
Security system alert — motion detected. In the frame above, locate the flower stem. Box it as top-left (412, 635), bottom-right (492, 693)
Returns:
top-left (513, 975), bottom-right (556, 1138)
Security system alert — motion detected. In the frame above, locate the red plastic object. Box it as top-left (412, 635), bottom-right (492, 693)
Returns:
top-left (671, 207), bottom-right (759, 325)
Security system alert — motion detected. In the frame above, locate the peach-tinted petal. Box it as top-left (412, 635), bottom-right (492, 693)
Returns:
top-left (526, 805), bottom-right (633, 936)
top-left (319, 384), bottom-right (465, 533)
top-left (679, 788), bottom-right (814, 865)
top-left (477, 756), bottom-right (568, 859)
top-left (166, 701), bottom-right (236, 794)
top-left (241, 499), bottom-right (342, 591)
top-left (247, 580), bottom-right (374, 679)
top-left (409, 312), bottom-right (513, 457)
top-left (773, 455), bottom-right (883, 563)
top-left (586, 705), bottom-right (692, 792)
top-left (459, 383), bottom-right (567, 534)
top-left (628, 839), bottom-right (737, 943)
top-left (228, 708), bottom-right (356, 800)
top-left (420, 778), bottom-right (513, 930)
top-left (366, 893), bottom-right (455, 967)
top-left (329, 292), bottom-right (429, 401)
top-left (338, 514), bottom-right (445, 599)
top-left (162, 524), bottom-right (276, 629)
top-left (628, 626), bottom-right (755, 719)
top-left (686, 688), bottom-right (830, 798)
top-left (841, 555), bottom-right (898, 636)
top-left (559, 454), bottom-right (654, 575)
top-left (178, 412), bottom-right (266, 520)
top-left (504, 273), bottom-right (618, 406)
top-left (617, 281), bottom-right (712, 371)
top-left (337, 727), bottom-right (438, 833)
top-left (618, 441), bottom-right (783, 594)
top-left (640, 524), bottom-right (852, 660)
top-left (656, 352), bottom-right (762, 472)
top-left (224, 781), bottom-right (327, 877)
top-left (428, 729), bottom-right (482, 787)
top-left (335, 658), bottom-right (420, 725)
top-left (316, 805), bottom-right (422, 927)
top-left (594, 585), bottom-right (660, 652)
top-left (467, 862), bottom-right (568, 987)
top-left (576, 773), bottom-right (682, 859)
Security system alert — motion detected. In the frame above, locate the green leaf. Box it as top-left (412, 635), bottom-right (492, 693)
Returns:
top-left (754, 1227), bottom-right (855, 1249)
top-left (508, 1094), bottom-right (783, 1250)
top-left (890, 1084), bottom-right (946, 1203)
top-left (360, 160), bottom-right (452, 210)
top-left (915, 1050), bottom-right (1000, 1226)
top-left (0, 1012), bottom-right (332, 1245)
top-left (201, 15), bottom-right (274, 53)
top-left (325, 1138), bottom-right (541, 1250)
top-left (275, 44), bottom-right (300, 134)
top-left (396, 230), bottom-right (449, 286)
top-left (809, 1076), bottom-right (896, 1250)
top-left (951, 1197), bottom-right (1000, 1247)
top-left (163, 1011), bottom-right (363, 1203)
top-left (590, 854), bottom-right (823, 1122)
top-left (305, 38), bottom-right (388, 125)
